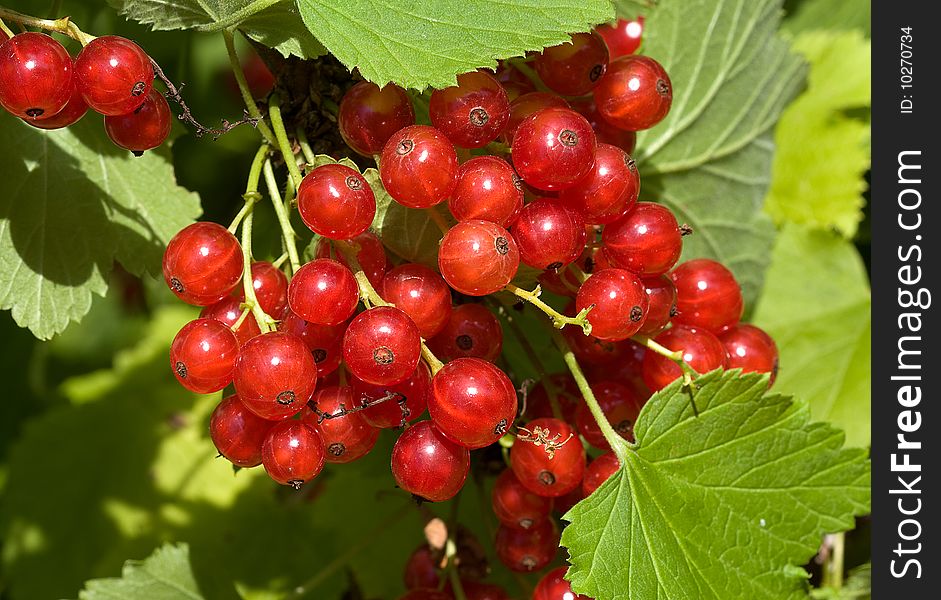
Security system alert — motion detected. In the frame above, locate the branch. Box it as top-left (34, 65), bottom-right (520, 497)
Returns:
top-left (504, 283), bottom-right (592, 334)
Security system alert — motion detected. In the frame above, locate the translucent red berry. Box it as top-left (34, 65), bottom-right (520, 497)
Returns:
top-left (343, 306), bottom-right (422, 386)
top-left (170, 318), bottom-right (240, 393)
top-left (391, 420), bottom-right (470, 502)
top-left (494, 519), bottom-right (559, 572)
top-left (582, 452), bottom-right (620, 497)
top-left (75, 35), bottom-right (153, 116)
top-left (491, 469), bottom-right (552, 529)
top-left (338, 81), bottom-right (415, 157)
top-left (200, 295), bottom-right (261, 346)
top-left (261, 420), bottom-right (325, 488)
top-left (718, 324), bottom-right (779, 385)
top-left (642, 324), bottom-right (729, 391)
top-left (315, 232), bottom-right (389, 290)
top-left (104, 87), bottom-right (171, 154)
top-left (594, 55), bottom-right (672, 131)
top-left (670, 258), bottom-right (744, 333)
top-left (163, 222), bottom-right (243, 305)
top-left (380, 264), bottom-right (453, 339)
top-left (574, 380), bottom-right (644, 448)
top-left (511, 107), bottom-right (597, 191)
top-left (209, 394), bottom-right (275, 468)
top-left (511, 198), bottom-right (587, 271)
top-left (429, 357), bottom-right (517, 449)
top-left (576, 268), bottom-right (649, 340)
top-left (573, 97), bottom-right (638, 155)
top-left (28, 80), bottom-right (87, 129)
top-left (380, 125), bottom-right (459, 208)
top-left (596, 16), bottom-right (645, 59)
top-left (448, 156), bottom-right (524, 227)
top-left (302, 385), bottom-right (379, 463)
top-left (287, 258), bottom-right (359, 326)
top-left (235, 261), bottom-right (289, 318)
top-left (280, 309), bottom-right (347, 378)
top-left (602, 202), bottom-right (683, 276)
top-left (534, 566), bottom-right (592, 600)
top-left (534, 31), bottom-right (609, 96)
top-left (559, 143), bottom-right (639, 225)
top-left (639, 274), bottom-right (677, 335)
top-left (404, 545), bottom-right (441, 590)
top-left (503, 92), bottom-right (569, 145)
top-left (0, 33), bottom-right (73, 119)
top-left (234, 332), bottom-right (319, 420)
top-left (297, 164), bottom-right (376, 239)
top-left (429, 71), bottom-right (510, 148)
top-left (510, 417), bottom-right (585, 497)
top-left (351, 362), bottom-right (431, 428)
top-left (438, 220), bottom-right (519, 296)
top-left (427, 303), bottom-right (503, 363)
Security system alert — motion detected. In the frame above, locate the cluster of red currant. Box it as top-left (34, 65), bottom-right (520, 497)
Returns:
top-left (0, 31), bottom-right (169, 153)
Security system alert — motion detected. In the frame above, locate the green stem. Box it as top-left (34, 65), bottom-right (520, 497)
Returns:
top-left (0, 19), bottom-right (13, 39)
top-left (425, 205), bottom-right (451, 235)
top-left (222, 30), bottom-right (277, 146)
top-left (504, 283), bottom-right (592, 334)
top-left (199, 0), bottom-right (283, 32)
top-left (822, 532), bottom-right (845, 590)
top-left (632, 334), bottom-right (700, 385)
top-left (0, 7), bottom-right (94, 44)
top-left (262, 159), bottom-right (302, 275)
top-left (296, 127), bottom-right (317, 165)
top-left (506, 59), bottom-right (552, 94)
top-left (447, 560), bottom-right (468, 600)
top-left (240, 145), bottom-right (276, 333)
top-left (268, 94), bottom-right (304, 191)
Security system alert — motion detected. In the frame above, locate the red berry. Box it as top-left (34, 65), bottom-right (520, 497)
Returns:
top-left (533, 566), bottom-right (592, 600)
top-left (445, 580), bottom-right (509, 600)
top-left (287, 259), bottom-right (359, 326)
top-left (503, 92), bottom-right (569, 145)
top-left (391, 420), bottom-right (470, 502)
top-left (27, 79), bottom-right (87, 129)
top-left (639, 274), bottom-right (677, 335)
top-left (562, 308), bottom-right (633, 364)
top-left (261, 420), bottom-right (325, 487)
top-left (209, 394), bottom-right (275, 468)
top-left (315, 232), bottom-right (389, 290)
top-left (573, 97), bottom-right (638, 154)
top-left (351, 362), bottom-right (431, 428)
top-left (583, 339), bottom-right (649, 398)
top-left (343, 306), bottom-right (422, 385)
top-left (338, 81), bottom-right (415, 157)
top-left (429, 358), bottom-right (517, 449)
top-left (302, 386), bottom-right (379, 463)
top-left (169, 318), bottom-right (240, 394)
top-left (582, 452), bottom-right (620, 497)
top-left (670, 258), bottom-right (744, 333)
top-left (234, 332), bottom-right (319, 420)
top-left (574, 380), bottom-right (644, 448)
top-left (510, 418), bottom-right (585, 497)
top-left (438, 220), bottom-right (519, 296)
top-left (234, 261), bottom-right (289, 318)
top-left (200, 295), bottom-right (261, 346)
top-left (534, 31), bottom-right (609, 96)
top-left (427, 303), bottom-right (503, 363)
top-left (381, 264), bottom-right (453, 339)
top-left (429, 71), bottom-right (510, 148)
top-left (718, 324), bottom-right (779, 385)
top-left (594, 55), bottom-right (672, 131)
top-left (494, 519), bottom-right (559, 572)
top-left (75, 35), bottom-right (153, 116)
top-left (104, 87), bottom-right (171, 153)
top-left (523, 374), bottom-right (580, 423)
top-left (280, 309), bottom-right (347, 378)
top-left (512, 107), bottom-right (597, 191)
top-left (576, 268), bottom-right (649, 340)
top-left (297, 164), bottom-right (376, 239)
top-left (491, 469), bottom-right (552, 530)
top-left (0, 33), bottom-right (73, 119)
top-left (596, 16), bottom-right (645, 59)
top-left (380, 125), bottom-right (459, 208)
top-left (602, 202), bottom-right (683, 277)
top-left (552, 485), bottom-right (585, 516)
top-left (559, 143), bottom-right (639, 225)
top-left (642, 324), bottom-right (729, 391)
top-left (511, 198), bottom-right (587, 270)
top-left (404, 545), bottom-right (441, 590)
top-left (448, 156), bottom-right (523, 227)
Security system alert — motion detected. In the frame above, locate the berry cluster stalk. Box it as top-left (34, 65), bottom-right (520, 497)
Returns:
top-left (504, 284), bottom-right (592, 333)
top-left (223, 30), bottom-right (277, 145)
top-left (0, 8), bottom-right (95, 45)
top-left (238, 144), bottom-right (278, 333)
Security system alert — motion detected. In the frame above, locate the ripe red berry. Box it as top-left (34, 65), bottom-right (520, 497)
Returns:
top-left (234, 332), bottom-right (319, 420)
top-left (233, 261), bottom-right (289, 318)
top-left (448, 156), bottom-right (523, 227)
top-left (510, 418), bottom-right (585, 497)
top-left (280, 309), bottom-right (347, 378)
top-left (381, 264), bottom-right (453, 339)
top-left (511, 107), bottom-right (597, 191)
top-left (533, 566), bottom-right (592, 600)
top-left (511, 198), bottom-right (587, 270)
top-left (209, 394), bottom-right (275, 468)
top-left (287, 259), bottom-right (359, 326)
top-left (75, 35), bottom-right (154, 116)
top-left (491, 469), bottom-right (552, 529)
top-left (351, 362), bottom-right (431, 428)
top-left (391, 420), bottom-right (470, 502)
top-left (170, 318), bottom-right (240, 393)
top-left (582, 452), bottom-right (620, 497)
top-left (261, 420), bottom-right (325, 488)
top-left (338, 81), bottom-right (415, 157)
top-left (380, 125), bottom-right (459, 208)
top-left (503, 92), bottom-right (569, 145)
top-left (718, 324), bottom-right (779, 385)
top-left (429, 357), bottom-right (517, 449)
top-left (343, 306), bottom-right (422, 385)
top-left (27, 80), bottom-right (88, 129)
top-left (602, 202), bottom-right (683, 277)
top-left (576, 268), bottom-right (649, 340)
top-left (302, 386), bottom-right (379, 463)
top-left (104, 88), bottom-right (171, 154)
top-left (200, 295), bottom-right (261, 346)
top-left (404, 545), bottom-right (441, 590)
top-left (494, 519), bottom-right (559, 572)
top-left (534, 31), bottom-right (609, 96)
top-left (163, 223), bottom-right (243, 305)
top-left (429, 71), bottom-right (510, 148)
top-left (315, 232), bottom-right (389, 290)
top-left (427, 303), bottom-right (503, 363)
top-left (639, 274), bottom-right (677, 335)
top-left (572, 97), bottom-right (638, 155)
top-left (574, 380), bottom-right (644, 448)
top-left (438, 220), bottom-right (519, 296)
top-left (559, 143), bottom-right (639, 225)
top-left (670, 258), bottom-right (744, 333)
top-left (594, 55), bottom-right (672, 131)
top-left (0, 33), bottom-right (73, 119)
top-left (596, 16), bottom-right (645, 59)
top-left (297, 164), bottom-right (376, 239)
top-left (642, 324), bottom-right (729, 391)
top-left (562, 308), bottom-right (633, 364)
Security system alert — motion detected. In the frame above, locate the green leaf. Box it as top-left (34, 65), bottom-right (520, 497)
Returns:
top-left (561, 370), bottom-right (871, 600)
top-left (811, 562), bottom-right (871, 599)
top-left (368, 168), bottom-right (449, 267)
top-left (784, 0), bottom-right (871, 36)
top-left (752, 223), bottom-right (871, 448)
top-left (78, 543), bottom-right (204, 600)
top-left (636, 0), bottom-right (806, 307)
top-left (614, 0), bottom-right (654, 19)
top-left (0, 117), bottom-right (200, 340)
top-left (764, 31), bottom-right (871, 238)
top-left (295, 0), bottom-right (614, 89)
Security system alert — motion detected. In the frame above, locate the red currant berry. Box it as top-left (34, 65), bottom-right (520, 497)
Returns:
top-left (297, 164), bottom-right (376, 239)
top-left (642, 324), bottom-right (729, 391)
top-left (670, 258), bottom-right (744, 332)
top-left (502, 80), bottom-right (536, 103)
top-left (503, 92), bottom-right (569, 145)
top-left (582, 452), bottom-right (620, 497)
top-left (380, 125), bottom-right (459, 208)
top-left (512, 107), bottom-right (597, 191)
top-left (0, 33), bottom-right (73, 119)
top-left (718, 324), bottom-right (779, 385)
top-left (574, 380), bottom-right (644, 448)
top-left (261, 420), bottom-right (325, 488)
top-left (74, 35), bottom-right (154, 116)
top-left (524, 374), bottom-right (580, 423)
top-left (576, 268), bottom-right (649, 340)
top-left (533, 566), bottom-right (592, 600)
top-left (343, 306), bottom-right (422, 385)
top-left (438, 220), bottom-right (519, 296)
top-left (562, 307), bottom-right (632, 364)
top-left (429, 71), bottom-right (510, 148)
top-left (594, 55), bottom-right (672, 131)
top-left (381, 264), bottom-right (453, 339)
top-left (596, 16), bottom-right (645, 59)
top-left (552, 485), bottom-right (585, 516)
top-left (572, 97), bottom-right (638, 154)
top-left (302, 386), bottom-right (380, 463)
top-left (315, 232), bottom-right (389, 290)
top-left (234, 332), bottom-right (319, 420)
top-left (170, 318), bottom-right (240, 393)
top-left (559, 143), bottom-right (639, 225)
top-left (391, 420), bottom-right (470, 502)
top-left (280, 309), bottom-right (347, 378)
top-left (510, 417), bottom-right (585, 497)
top-left (287, 258), bottom-right (359, 326)
top-left (404, 545), bottom-right (441, 590)
top-left (104, 88), bottom-right (171, 154)
top-left (534, 31), bottom-right (609, 96)
top-left (351, 362), bottom-right (431, 428)
top-left (429, 358), bottom-right (517, 449)
top-left (28, 80), bottom-right (87, 129)
top-left (511, 198), bottom-right (587, 271)
top-left (445, 581), bottom-right (509, 600)
top-left (231, 261), bottom-right (288, 318)
top-left (602, 202), bottom-right (683, 276)
top-left (209, 394), bottom-right (275, 468)
top-left (494, 519), bottom-right (559, 572)
top-left (338, 81), bottom-right (415, 157)
top-left (448, 156), bottom-right (524, 227)
top-left (491, 469), bottom-right (552, 530)
top-left (200, 295), bottom-right (261, 346)
top-left (639, 274), bottom-right (677, 335)
top-left (427, 303), bottom-right (503, 363)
